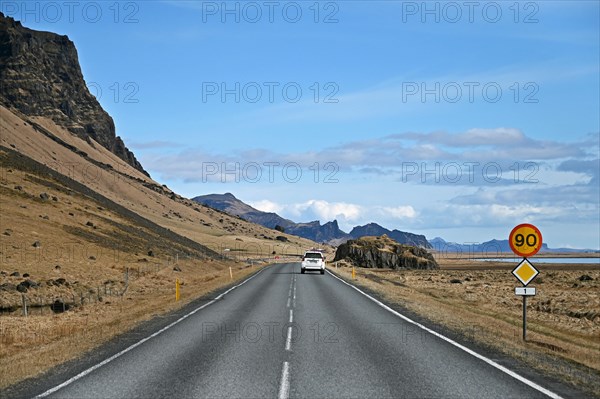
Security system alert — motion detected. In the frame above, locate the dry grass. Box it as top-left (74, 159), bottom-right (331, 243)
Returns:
top-left (330, 258), bottom-right (600, 396)
top-left (0, 165), bottom-right (304, 388)
top-left (0, 258), bottom-right (264, 388)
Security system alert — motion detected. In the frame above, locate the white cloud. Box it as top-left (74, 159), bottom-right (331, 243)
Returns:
top-left (142, 128), bottom-right (590, 184)
top-left (307, 200), bottom-right (363, 221)
top-left (412, 203), bottom-right (571, 230)
top-left (248, 199), bottom-right (417, 232)
top-left (282, 200), bottom-right (363, 222)
top-left (381, 206), bottom-right (418, 219)
top-left (396, 128), bottom-right (526, 147)
top-left (488, 204), bottom-right (546, 220)
top-left (249, 200), bottom-right (283, 214)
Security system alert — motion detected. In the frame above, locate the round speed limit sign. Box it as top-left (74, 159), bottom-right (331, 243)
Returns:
top-left (509, 224), bottom-right (543, 257)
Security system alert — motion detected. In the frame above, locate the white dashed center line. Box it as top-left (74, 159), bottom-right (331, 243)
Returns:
top-left (278, 361), bottom-right (291, 399)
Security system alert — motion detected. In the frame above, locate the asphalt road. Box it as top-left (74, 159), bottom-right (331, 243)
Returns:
top-left (24, 263), bottom-right (577, 398)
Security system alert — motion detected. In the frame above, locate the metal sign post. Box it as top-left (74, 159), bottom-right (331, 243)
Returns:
top-left (523, 295), bottom-right (527, 340)
top-left (514, 285), bottom-right (537, 340)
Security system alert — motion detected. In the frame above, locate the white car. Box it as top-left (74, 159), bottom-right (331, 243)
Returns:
top-left (301, 250), bottom-right (325, 274)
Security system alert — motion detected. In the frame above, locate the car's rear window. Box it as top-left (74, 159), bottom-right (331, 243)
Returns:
top-left (304, 252), bottom-right (323, 259)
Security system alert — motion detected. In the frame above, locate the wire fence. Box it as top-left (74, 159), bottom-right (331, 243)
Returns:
top-left (1, 283), bottom-right (128, 317)
top-left (0, 263), bottom-right (170, 317)
top-left (0, 256), bottom-right (290, 317)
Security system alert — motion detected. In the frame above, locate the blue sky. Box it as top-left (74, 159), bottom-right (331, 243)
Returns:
top-left (6, 1), bottom-right (599, 249)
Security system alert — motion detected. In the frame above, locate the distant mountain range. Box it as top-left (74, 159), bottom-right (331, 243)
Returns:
top-left (428, 237), bottom-right (597, 254)
top-left (193, 193), bottom-right (432, 248)
top-left (427, 237), bottom-right (544, 254)
top-left (193, 194), bottom-right (600, 253)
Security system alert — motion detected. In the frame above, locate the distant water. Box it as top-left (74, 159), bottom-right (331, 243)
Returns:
top-left (473, 257), bottom-right (600, 264)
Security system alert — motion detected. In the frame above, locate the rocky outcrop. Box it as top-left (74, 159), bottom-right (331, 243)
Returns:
top-left (0, 13), bottom-right (148, 175)
top-left (334, 235), bottom-right (439, 270)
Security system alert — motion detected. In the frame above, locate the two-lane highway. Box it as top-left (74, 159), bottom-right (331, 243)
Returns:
top-left (31, 263), bottom-right (567, 398)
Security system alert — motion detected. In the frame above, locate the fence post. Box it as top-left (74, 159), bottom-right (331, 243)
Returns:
top-left (122, 268), bottom-right (129, 297)
top-left (21, 294), bottom-right (28, 317)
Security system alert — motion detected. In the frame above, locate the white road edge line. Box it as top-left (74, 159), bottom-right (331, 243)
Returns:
top-left (34, 268), bottom-right (268, 399)
top-left (326, 270), bottom-right (564, 399)
top-left (278, 362), bottom-right (290, 399)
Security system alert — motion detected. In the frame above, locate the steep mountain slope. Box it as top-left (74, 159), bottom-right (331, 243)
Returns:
top-left (0, 105), bottom-right (317, 258)
top-left (0, 13), bottom-right (145, 174)
top-left (194, 193), bottom-right (295, 230)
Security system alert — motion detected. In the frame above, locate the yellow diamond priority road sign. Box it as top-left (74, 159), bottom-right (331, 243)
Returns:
top-left (512, 258), bottom-right (539, 286)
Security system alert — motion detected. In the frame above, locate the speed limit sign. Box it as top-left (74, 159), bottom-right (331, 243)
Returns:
top-left (509, 224), bottom-right (543, 257)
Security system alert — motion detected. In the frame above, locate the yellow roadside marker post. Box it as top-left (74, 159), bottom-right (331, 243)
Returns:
top-left (229, 266), bottom-right (233, 280)
top-left (175, 279), bottom-right (180, 302)
top-left (352, 267), bottom-right (356, 280)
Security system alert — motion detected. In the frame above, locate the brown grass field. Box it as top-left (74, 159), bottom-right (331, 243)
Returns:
top-left (0, 258), bottom-right (267, 389)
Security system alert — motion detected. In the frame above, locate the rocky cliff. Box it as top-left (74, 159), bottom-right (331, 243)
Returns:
top-left (0, 13), bottom-right (147, 175)
top-left (334, 235), bottom-right (439, 270)
top-left (291, 220), bottom-right (347, 243)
